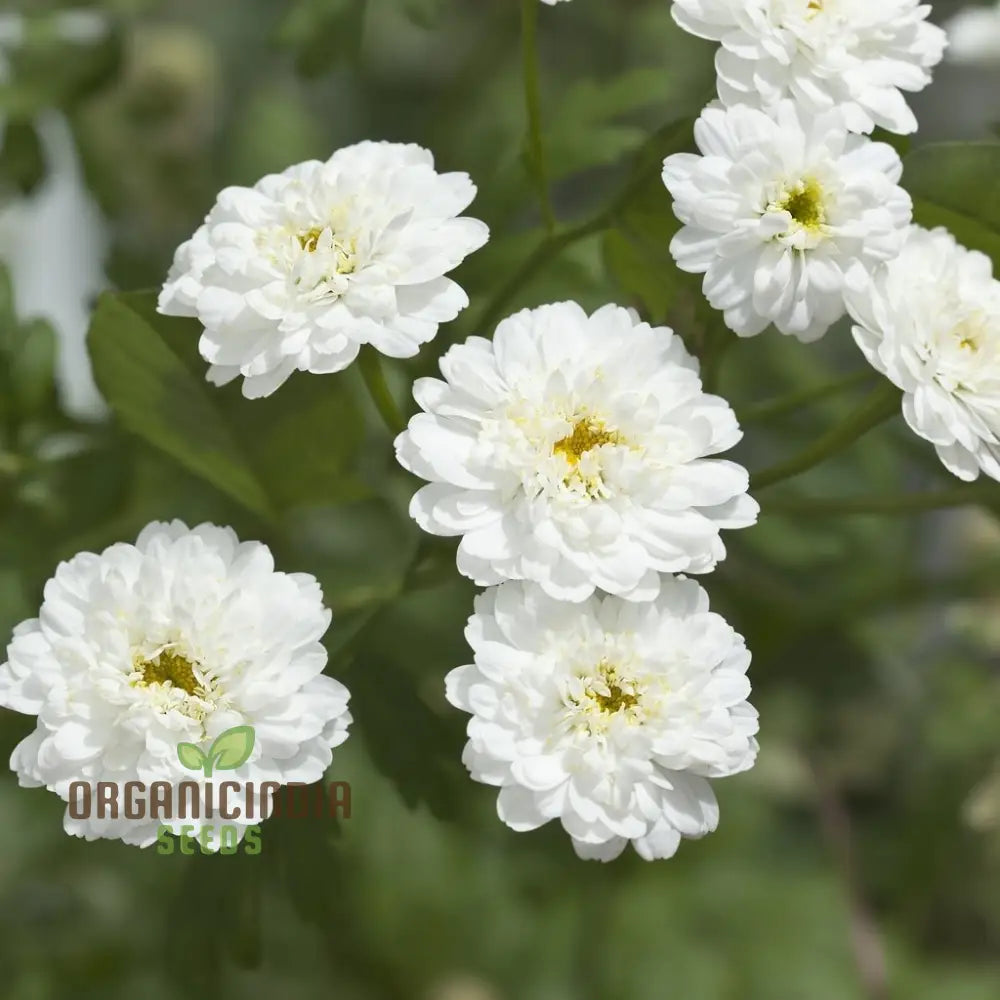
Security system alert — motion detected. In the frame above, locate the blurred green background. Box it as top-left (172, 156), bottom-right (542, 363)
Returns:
top-left (2, 1), bottom-right (1000, 997)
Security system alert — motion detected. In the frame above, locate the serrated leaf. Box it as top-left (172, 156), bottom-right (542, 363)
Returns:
top-left (209, 725), bottom-right (255, 771)
top-left (176, 742), bottom-right (207, 772)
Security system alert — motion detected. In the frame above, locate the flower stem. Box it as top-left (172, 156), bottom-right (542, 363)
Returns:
top-left (762, 481), bottom-right (1000, 517)
top-left (473, 214), bottom-right (609, 335)
top-left (358, 348), bottom-right (406, 436)
top-left (470, 117), bottom-right (695, 337)
top-left (521, 0), bottom-right (556, 233)
top-left (739, 369), bottom-right (876, 425)
top-left (751, 381), bottom-right (901, 490)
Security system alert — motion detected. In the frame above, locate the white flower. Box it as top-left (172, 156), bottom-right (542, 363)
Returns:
top-left (845, 226), bottom-right (1000, 483)
top-left (671, 0), bottom-right (946, 135)
top-left (0, 521), bottom-right (351, 847)
top-left (446, 579), bottom-right (759, 862)
top-left (395, 302), bottom-right (757, 602)
top-left (663, 101), bottom-right (911, 342)
top-left (945, 2), bottom-right (1000, 65)
top-left (158, 141), bottom-right (489, 399)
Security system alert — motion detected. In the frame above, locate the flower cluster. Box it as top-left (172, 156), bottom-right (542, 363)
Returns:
top-left (397, 301), bottom-right (760, 861)
top-left (667, 2), bottom-right (1000, 485)
top-left (9, 0), bottom-right (991, 866)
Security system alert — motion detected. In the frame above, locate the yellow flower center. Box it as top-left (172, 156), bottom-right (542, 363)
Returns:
top-left (592, 677), bottom-right (640, 716)
top-left (298, 227), bottom-right (324, 253)
top-left (776, 178), bottom-right (827, 231)
top-left (572, 661), bottom-right (642, 721)
top-left (296, 226), bottom-right (357, 275)
top-left (553, 418), bottom-right (622, 466)
top-left (136, 649), bottom-right (202, 697)
top-left (954, 314), bottom-right (988, 353)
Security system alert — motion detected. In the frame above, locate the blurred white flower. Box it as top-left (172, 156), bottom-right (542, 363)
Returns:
top-left (663, 101), bottom-right (911, 342)
top-left (671, 0), bottom-right (946, 135)
top-left (395, 302), bottom-right (757, 603)
top-left (159, 142), bottom-right (489, 399)
top-left (446, 579), bottom-right (759, 862)
top-left (845, 226), bottom-right (1000, 482)
top-left (0, 115), bottom-right (108, 420)
top-left (0, 521), bottom-right (351, 848)
top-left (0, 9), bottom-right (110, 420)
top-left (945, 2), bottom-right (1000, 65)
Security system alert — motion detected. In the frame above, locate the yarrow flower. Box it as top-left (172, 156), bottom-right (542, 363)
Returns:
top-left (0, 521), bottom-right (351, 847)
top-left (446, 579), bottom-right (759, 862)
top-left (395, 302), bottom-right (758, 602)
top-left (846, 226), bottom-right (1000, 483)
top-left (663, 101), bottom-right (911, 342)
top-left (158, 141), bottom-right (489, 398)
top-left (671, 0), bottom-right (947, 135)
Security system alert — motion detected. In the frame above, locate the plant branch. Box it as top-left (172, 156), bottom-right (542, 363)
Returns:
top-left (812, 763), bottom-right (889, 1000)
top-left (740, 370), bottom-right (876, 425)
top-left (762, 481), bottom-right (1000, 517)
top-left (472, 214), bottom-right (610, 336)
top-left (521, 0), bottom-right (556, 233)
top-left (470, 117), bottom-right (695, 337)
top-left (751, 382), bottom-right (901, 491)
top-left (358, 348), bottom-right (406, 436)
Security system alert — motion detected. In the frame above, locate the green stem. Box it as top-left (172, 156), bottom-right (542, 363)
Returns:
top-left (751, 382), bottom-right (901, 490)
top-left (358, 348), bottom-right (406, 436)
top-left (473, 214), bottom-right (609, 335)
top-left (740, 370), bottom-right (876, 425)
top-left (762, 482), bottom-right (1000, 518)
top-left (470, 117), bottom-right (696, 337)
top-left (521, 0), bottom-right (556, 233)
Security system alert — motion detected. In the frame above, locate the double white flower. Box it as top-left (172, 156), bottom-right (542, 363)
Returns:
top-left (0, 522), bottom-right (351, 847)
top-left (847, 226), bottom-right (1000, 483)
top-left (447, 579), bottom-right (759, 862)
top-left (396, 301), bottom-right (758, 601)
top-left (663, 100), bottom-right (912, 342)
top-left (671, 0), bottom-right (946, 135)
top-left (159, 141), bottom-right (488, 398)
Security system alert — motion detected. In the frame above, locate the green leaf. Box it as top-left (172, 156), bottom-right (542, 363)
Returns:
top-left (89, 290), bottom-right (368, 515)
top-left (904, 142), bottom-right (1000, 266)
top-left (86, 292), bottom-right (274, 519)
top-left (209, 725), bottom-right (256, 771)
top-left (176, 742), bottom-right (207, 772)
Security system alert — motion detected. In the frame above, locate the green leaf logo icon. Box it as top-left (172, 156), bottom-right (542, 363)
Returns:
top-left (177, 742), bottom-right (207, 772)
top-left (175, 726), bottom-right (255, 777)
top-left (209, 726), bottom-right (256, 772)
